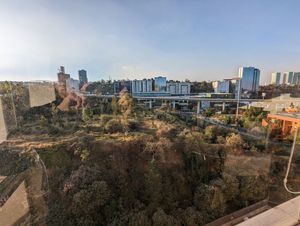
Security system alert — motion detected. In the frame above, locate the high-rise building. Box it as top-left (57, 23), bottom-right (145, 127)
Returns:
top-left (66, 78), bottom-right (80, 92)
top-left (78, 70), bottom-right (88, 88)
top-left (238, 67), bottom-right (260, 93)
top-left (212, 80), bottom-right (230, 93)
top-left (282, 72), bottom-right (294, 85)
top-left (131, 79), bottom-right (153, 94)
top-left (166, 82), bottom-right (191, 95)
top-left (57, 66), bottom-right (70, 86)
top-left (154, 76), bottom-right (167, 92)
top-left (293, 72), bottom-right (300, 85)
top-left (271, 72), bottom-right (281, 85)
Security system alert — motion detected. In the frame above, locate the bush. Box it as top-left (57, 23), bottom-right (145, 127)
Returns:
top-left (126, 119), bottom-right (140, 131)
top-left (48, 124), bottom-right (61, 135)
top-left (225, 133), bottom-right (244, 149)
top-left (105, 119), bottom-right (123, 133)
top-left (100, 114), bottom-right (113, 125)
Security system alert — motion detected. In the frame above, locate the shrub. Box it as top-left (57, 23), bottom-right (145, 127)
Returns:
top-left (126, 119), bottom-right (140, 131)
top-left (105, 119), bottom-right (123, 133)
top-left (48, 124), bottom-right (61, 135)
top-left (100, 114), bottom-right (113, 125)
top-left (225, 133), bottom-right (244, 149)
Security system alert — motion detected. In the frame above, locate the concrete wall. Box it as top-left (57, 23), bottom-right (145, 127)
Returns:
top-left (0, 96), bottom-right (17, 143)
top-left (28, 82), bottom-right (56, 107)
top-left (0, 98), bottom-right (8, 142)
top-left (0, 82), bottom-right (56, 143)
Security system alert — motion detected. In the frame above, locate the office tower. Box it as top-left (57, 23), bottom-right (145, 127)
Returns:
top-left (78, 70), bottom-right (88, 88)
top-left (154, 76), bottom-right (167, 92)
top-left (238, 67), bottom-right (260, 93)
top-left (293, 72), bottom-right (300, 85)
top-left (282, 72), bottom-right (294, 85)
top-left (166, 82), bottom-right (191, 95)
top-left (57, 66), bottom-right (70, 86)
top-left (212, 80), bottom-right (230, 93)
top-left (132, 79), bottom-right (153, 94)
top-left (66, 78), bottom-right (80, 92)
top-left (271, 72), bottom-right (281, 85)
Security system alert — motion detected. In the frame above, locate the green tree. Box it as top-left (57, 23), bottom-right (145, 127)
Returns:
top-left (82, 106), bottom-right (93, 122)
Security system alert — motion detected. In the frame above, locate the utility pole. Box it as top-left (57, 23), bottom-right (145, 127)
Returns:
top-left (235, 78), bottom-right (241, 120)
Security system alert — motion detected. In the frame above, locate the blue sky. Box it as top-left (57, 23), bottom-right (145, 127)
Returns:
top-left (0, 0), bottom-right (300, 84)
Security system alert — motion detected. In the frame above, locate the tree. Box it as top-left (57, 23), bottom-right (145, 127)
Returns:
top-left (128, 211), bottom-right (151, 226)
top-left (111, 96), bottom-right (119, 116)
top-left (118, 91), bottom-right (134, 120)
top-left (71, 180), bottom-right (111, 225)
top-left (193, 184), bottom-right (226, 219)
top-left (180, 207), bottom-right (205, 226)
top-left (82, 106), bottom-right (93, 123)
top-left (145, 159), bottom-right (162, 214)
top-left (105, 119), bottom-right (123, 133)
top-left (152, 208), bottom-right (180, 226)
top-left (225, 133), bottom-right (244, 150)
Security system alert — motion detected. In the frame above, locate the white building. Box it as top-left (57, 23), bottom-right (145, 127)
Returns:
top-left (271, 72), bottom-right (281, 85)
top-left (132, 79), bottom-right (153, 93)
top-left (66, 78), bottom-right (80, 92)
top-left (167, 82), bottom-right (191, 95)
top-left (212, 80), bottom-right (230, 93)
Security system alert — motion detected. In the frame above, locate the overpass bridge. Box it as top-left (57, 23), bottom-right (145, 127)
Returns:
top-left (83, 93), bottom-right (300, 114)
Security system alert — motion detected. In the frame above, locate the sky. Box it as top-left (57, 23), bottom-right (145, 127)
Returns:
top-left (0, 0), bottom-right (300, 84)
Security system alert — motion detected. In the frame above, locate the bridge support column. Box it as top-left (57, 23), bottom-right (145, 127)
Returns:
top-left (222, 102), bottom-right (226, 111)
top-left (172, 101), bottom-right (176, 109)
top-left (197, 101), bottom-right (201, 114)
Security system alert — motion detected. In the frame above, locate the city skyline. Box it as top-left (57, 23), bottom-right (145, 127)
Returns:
top-left (1, 0), bottom-right (300, 83)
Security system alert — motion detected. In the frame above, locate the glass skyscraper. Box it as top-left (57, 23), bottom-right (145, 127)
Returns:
top-left (238, 67), bottom-right (260, 93)
top-left (283, 72), bottom-right (294, 84)
top-left (78, 69), bottom-right (88, 88)
top-left (154, 76), bottom-right (167, 92)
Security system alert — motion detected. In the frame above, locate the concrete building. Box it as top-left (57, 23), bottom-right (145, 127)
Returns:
top-left (292, 72), bottom-right (300, 85)
top-left (238, 67), bottom-right (260, 93)
top-left (166, 82), bottom-right (191, 95)
top-left (57, 66), bottom-right (70, 86)
top-left (132, 79), bottom-right (153, 94)
top-left (66, 78), bottom-right (80, 93)
top-left (113, 80), bottom-right (131, 94)
top-left (229, 78), bottom-right (241, 94)
top-left (282, 72), bottom-right (294, 85)
top-left (154, 76), bottom-right (167, 92)
top-left (78, 70), bottom-right (88, 88)
top-left (212, 80), bottom-right (230, 93)
top-left (270, 72), bottom-right (281, 85)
